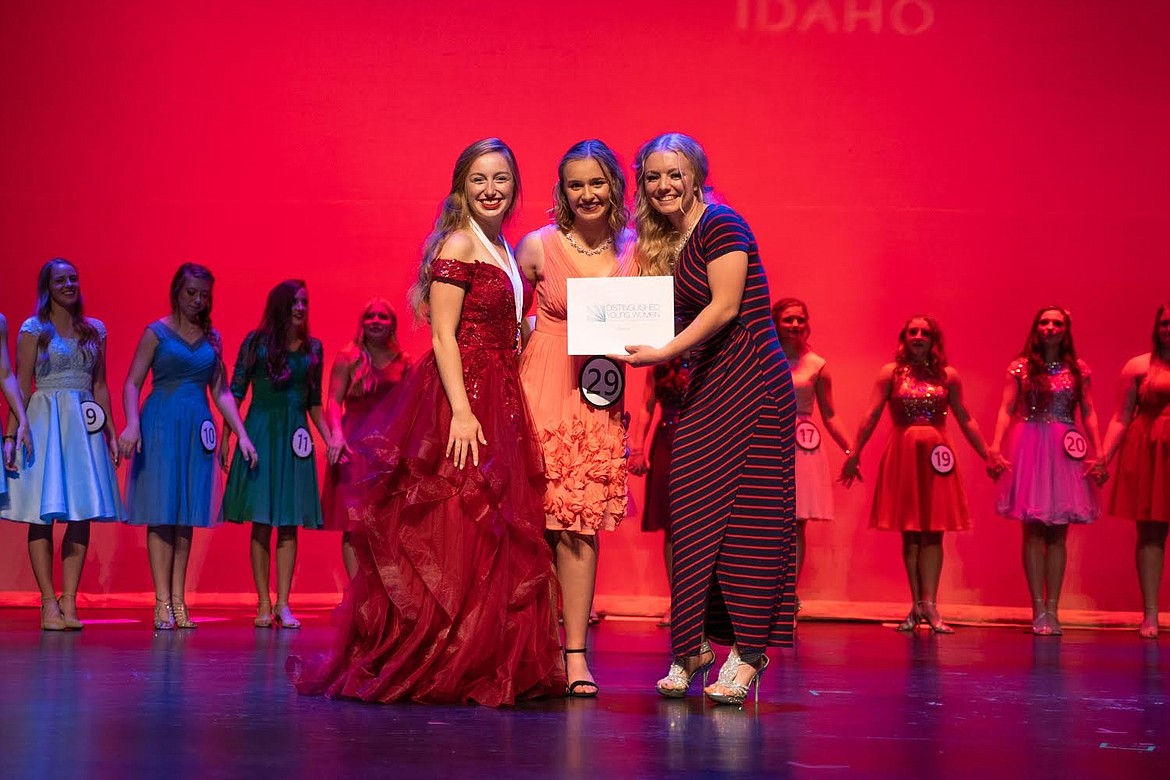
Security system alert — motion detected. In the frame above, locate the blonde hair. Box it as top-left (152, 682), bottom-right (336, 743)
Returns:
top-left (408, 138), bottom-right (521, 318)
top-left (632, 133), bottom-right (710, 276)
top-left (346, 298), bottom-right (401, 397)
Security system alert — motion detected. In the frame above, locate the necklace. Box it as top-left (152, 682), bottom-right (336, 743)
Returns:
top-left (678, 204), bottom-right (707, 248)
top-left (563, 230), bottom-right (613, 256)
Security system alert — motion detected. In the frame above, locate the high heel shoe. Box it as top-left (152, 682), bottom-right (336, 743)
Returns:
top-left (655, 640), bottom-right (714, 698)
top-left (1044, 599), bottom-right (1063, 636)
top-left (704, 653), bottom-right (769, 706)
top-left (918, 601), bottom-right (954, 634)
top-left (564, 648), bottom-right (599, 698)
top-left (273, 603), bottom-right (301, 629)
top-left (153, 599), bottom-right (175, 630)
top-left (254, 601), bottom-right (274, 628)
top-left (895, 605), bottom-right (923, 632)
top-left (171, 601), bottom-right (197, 629)
top-left (1139, 608), bottom-right (1159, 640)
top-left (57, 593), bottom-right (84, 631)
top-left (40, 596), bottom-right (67, 631)
top-left (1031, 599), bottom-right (1051, 636)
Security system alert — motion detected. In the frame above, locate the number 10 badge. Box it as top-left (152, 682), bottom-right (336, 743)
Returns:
top-left (578, 356), bottom-right (625, 409)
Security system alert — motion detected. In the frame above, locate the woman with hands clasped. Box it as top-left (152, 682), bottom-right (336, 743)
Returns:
top-left (841, 315), bottom-right (990, 634)
top-left (120, 263), bottom-right (257, 630)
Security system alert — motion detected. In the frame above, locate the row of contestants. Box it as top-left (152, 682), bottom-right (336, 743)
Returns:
top-left (636, 301), bottom-right (1170, 640)
top-left (0, 262), bottom-right (411, 631)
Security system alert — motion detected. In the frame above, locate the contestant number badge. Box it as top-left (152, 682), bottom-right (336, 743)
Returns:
top-left (1062, 430), bottom-right (1088, 460)
top-left (930, 444), bottom-right (956, 475)
top-left (80, 401), bottom-right (106, 434)
top-left (200, 420), bottom-right (217, 453)
top-left (795, 420), bottom-right (821, 451)
top-left (579, 356), bottom-right (624, 410)
top-left (291, 426), bottom-right (313, 458)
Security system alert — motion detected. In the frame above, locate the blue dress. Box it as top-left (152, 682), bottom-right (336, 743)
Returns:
top-left (222, 333), bottom-right (324, 528)
top-left (124, 321), bottom-right (222, 527)
top-left (0, 317), bottom-right (123, 524)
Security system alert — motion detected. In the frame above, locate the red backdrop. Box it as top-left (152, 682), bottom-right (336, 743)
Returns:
top-left (1, 1), bottom-right (1168, 616)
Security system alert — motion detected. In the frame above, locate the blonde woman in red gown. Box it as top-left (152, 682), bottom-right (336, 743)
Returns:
top-left (841, 315), bottom-right (990, 633)
top-left (321, 299), bottom-right (411, 579)
top-left (518, 139), bottom-right (635, 697)
top-left (1094, 301), bottom-right (1170, 639)
top-left (290, 139), bottom-right (565, 705)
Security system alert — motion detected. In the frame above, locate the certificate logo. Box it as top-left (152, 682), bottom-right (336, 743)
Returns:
top-left (586, 304), bottom-right (608, 323)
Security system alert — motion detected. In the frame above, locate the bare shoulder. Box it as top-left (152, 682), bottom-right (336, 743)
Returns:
top-left (515, 229), bottom-right (547, 273)
top-left (437, 230), bottom-right (478, 264)
top-left (876, 362), bottom-right (898, 381)
top-left (944, 365), bottom-right (963, 384)
top-left (1122, 353), bottom-right (1151, 378)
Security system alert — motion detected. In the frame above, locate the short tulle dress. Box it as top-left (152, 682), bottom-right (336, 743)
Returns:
top-left (288, 259), bottom-right (566, 706)
top-left (124, 321), bottom-right (223, 527)
top-left (870, 365), bottom-right (971, 532)
top-left (996, 359), bottom-right (1098, 525)
top-left (222, 334), bottom-right (324, 528)
top-left (642, 358), bottom-right (689, 535)
top-left (518, 226), bottom-right (634, 533)
top-left (1111, 365), bottom-right (1170, 522)
top-left (1, 317), bottom-right (122, 525)
top-left (792, 354), bottom-right (834, 522)
top-left (320, 353), bottom-right (411, 531)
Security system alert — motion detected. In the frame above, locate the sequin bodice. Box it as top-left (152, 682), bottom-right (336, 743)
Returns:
top-left (889, 366), bottom-right (949, 427)
top-left (20, 317), bottom-right (105, 392)
top-left (1010, 360), bottom-right (1081, 424)
top-left (432, 258), bottom-right (533, 415)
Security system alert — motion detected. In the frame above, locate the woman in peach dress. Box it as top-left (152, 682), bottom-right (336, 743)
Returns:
top-left (518, 139), bottom-right (635, 697)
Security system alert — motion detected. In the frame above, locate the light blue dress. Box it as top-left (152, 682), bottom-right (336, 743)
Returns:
top-left (0, 317), bottom-right (123, 524)
top-left (124, 321), bottom-right (221, 527)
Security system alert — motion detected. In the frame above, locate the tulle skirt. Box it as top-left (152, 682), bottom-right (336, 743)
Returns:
top-left (1111, 412), bottom-right (1170, 523)
top-left (996, 421), bottom-right (1098, 525)
top-left (288, 351), bottom-right (566, 705)
top-left (870, 425), bottom-right (971, 532)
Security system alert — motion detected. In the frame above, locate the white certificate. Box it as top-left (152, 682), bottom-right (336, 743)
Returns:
top-left (566, 276), bottom-right (675, 356)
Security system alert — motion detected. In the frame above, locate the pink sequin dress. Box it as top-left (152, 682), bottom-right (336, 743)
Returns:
top-left (518, 226), bottom-right (635, 533)
top-left (996, 359), bottom-right (1098, 525)
top-left (870, 365), bottom-right (971, 532)
top-left (289, 258), bottom-right (566, 706)
top-left (1111, 366), bottom-right (1170, 522)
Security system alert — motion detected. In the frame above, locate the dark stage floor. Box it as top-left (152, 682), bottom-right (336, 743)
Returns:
top-left (0, 608), bottom-right (1166, 780)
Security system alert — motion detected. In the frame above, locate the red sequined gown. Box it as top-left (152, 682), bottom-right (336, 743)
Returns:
top-left (289, 259), bottom-right (566, 705)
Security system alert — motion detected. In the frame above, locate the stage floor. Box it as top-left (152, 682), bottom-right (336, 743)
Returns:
top-left (1, 608), bottom-right (1166, 779)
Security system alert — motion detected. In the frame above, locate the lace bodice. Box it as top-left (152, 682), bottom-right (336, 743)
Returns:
top-left (1009, 359), bottom-right (1083, 424)
top-left (889, 365), bottom-right (949, 427)
top-left (20, 316), bottom-right (106, 392)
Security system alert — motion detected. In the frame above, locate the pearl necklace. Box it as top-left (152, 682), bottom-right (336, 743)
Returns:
top-left (563, 230), bottom-right (613, 256)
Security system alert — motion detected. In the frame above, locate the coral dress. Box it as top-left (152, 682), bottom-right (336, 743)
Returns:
top-left (518, 226), bottom-right (634, 533)
top-left (1111, 366), bottom-right (1170, 522)
top-left (1, 317), bottom-right (122, 525)
top-left (289, 259), bottom-right (566, 706)
top-left (320, 354), bottom-right (411, 531)
top-left (642, 358), bottom-right (689, 534)
top-left (222, 335), bottom-right (324, 528)
top-left (792, 354), bottom-right (834, 522)
top-left (870, 366), bottom-right (971, 532)
top-left (996, 359), bottom-right (1098, 525)
top-left (124, 322), bottom-right (223, 527)
top-left (669, 205), bottom-right (797, 660)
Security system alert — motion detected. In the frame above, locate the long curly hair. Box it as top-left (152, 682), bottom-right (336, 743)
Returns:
top-left (169, 263), bottom-right (222, 357)
top-left (34, 258), bottom-right (101, 369)
top-left (408, 138), bottom-right (521, 319)
top-left (771, 297), bottom-right (811, 350)
top-left (1017, 305), bottom-right (1082, 395)
top-left (552, 139), bottom-right (629, 239)
top-left (632, 132), bottom-right (712, 277)
top-left (894, 314), bottom-right (948, 381)
top-left (345, 297), bottom-right (402, 397)
top-left (246, 279), bottom-right (318, 391)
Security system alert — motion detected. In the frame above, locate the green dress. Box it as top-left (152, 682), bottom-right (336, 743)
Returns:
top-left (223, 332), bottom-right (324, 528)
